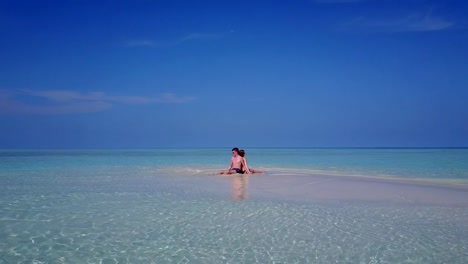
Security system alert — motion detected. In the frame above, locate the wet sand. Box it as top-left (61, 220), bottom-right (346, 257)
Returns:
top-left (153, 166), bottom-right (468, 206)
top-left (225, 172), bottom-right (468, 206)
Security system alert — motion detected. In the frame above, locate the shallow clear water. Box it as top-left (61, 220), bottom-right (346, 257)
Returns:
top-left (2, 148), bottom-right (467, 179)
top-left (1, 149), bottom-right (468, 263)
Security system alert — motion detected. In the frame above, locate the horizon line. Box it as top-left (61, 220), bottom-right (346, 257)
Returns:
top-left (1, 147), bottom-right (467, 150)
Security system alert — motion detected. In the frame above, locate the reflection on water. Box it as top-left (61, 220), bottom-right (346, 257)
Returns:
top-left (231, 174), bottom-right (249, 201)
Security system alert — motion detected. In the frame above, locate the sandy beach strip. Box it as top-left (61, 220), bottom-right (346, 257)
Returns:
top-left (241, 172), bottom-right (468, 206)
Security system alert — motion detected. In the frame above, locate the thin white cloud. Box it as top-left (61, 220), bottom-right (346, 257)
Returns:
top-left (342, 10), bottom-right (454, 32)
top-left (180, 33), bottom-right (219, 42)
top-left (124, 40), bottom-right (159, 47)
top-left (125, 32), bottom-right (221, 48)
top-left (22, 89), bottom-right (107, 102)
top-left (0, 89), bottom-right (195, 115)
top-left (155, 93), bottom-right (196, 103)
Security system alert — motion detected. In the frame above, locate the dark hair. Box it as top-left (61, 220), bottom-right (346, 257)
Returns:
top-left (232, 147), bottom-right (239, 153)
top-left (239, 149), bottom-right (245, 157)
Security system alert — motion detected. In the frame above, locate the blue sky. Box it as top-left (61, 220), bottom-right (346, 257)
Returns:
top-left (0, 0), bottom-right (467, 148)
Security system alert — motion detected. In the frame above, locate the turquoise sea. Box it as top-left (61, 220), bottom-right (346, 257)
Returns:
top-left (1, 148), bottom-right (468, 263)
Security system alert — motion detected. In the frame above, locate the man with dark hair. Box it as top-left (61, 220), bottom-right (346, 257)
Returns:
top-left (217, 147), bottom-right (246, 174)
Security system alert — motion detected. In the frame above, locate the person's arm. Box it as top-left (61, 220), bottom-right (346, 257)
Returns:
top-left (242, 158), bottom-right (251, 174)
top-left (228, 159), bottom-right (233, 170)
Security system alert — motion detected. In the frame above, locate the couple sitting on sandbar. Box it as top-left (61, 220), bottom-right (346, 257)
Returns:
top-left (217, 148), bottom-right (264, 175)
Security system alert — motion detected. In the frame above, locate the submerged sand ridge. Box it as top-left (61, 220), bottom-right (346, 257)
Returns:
top-left (245, 172), bottom-right (468, 206)
top-left (154, 165), bottom-right (468, 206)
